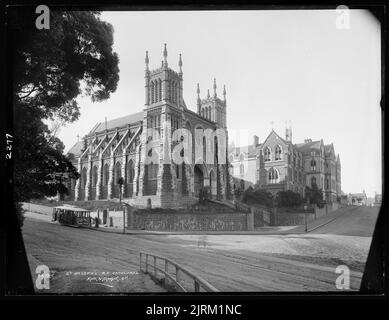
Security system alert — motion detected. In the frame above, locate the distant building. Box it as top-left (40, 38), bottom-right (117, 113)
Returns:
top-left (229, 125), bottom-right (342, 202)
top-left (348, 191), bottom-right (367, 206)
top-left (374, 193), bottom-right (382, 206)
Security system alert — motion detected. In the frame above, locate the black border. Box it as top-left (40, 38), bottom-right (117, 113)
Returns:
top-left (1, 1), bottom-right (387, 305)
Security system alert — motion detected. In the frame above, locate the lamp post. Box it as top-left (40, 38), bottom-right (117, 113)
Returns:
top-left (304, 203), bottom-right (308, 233)
top-left (117, 177), bottom-right (125, 234)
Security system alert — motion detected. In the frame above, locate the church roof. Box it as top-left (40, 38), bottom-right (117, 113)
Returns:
top-left (230, 144), bottom-right (262, 157)
top-left (261, 130), bottom-right (289, 148)
top-left (89, 111), bottom-right (144, 134)
top-left (67, 141), bottom-right (82, 156)
top-left (296, 140), bottom-right (321, 152)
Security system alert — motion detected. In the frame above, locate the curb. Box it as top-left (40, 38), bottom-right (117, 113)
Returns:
top-left (306, 216), bottom-right (339, 233)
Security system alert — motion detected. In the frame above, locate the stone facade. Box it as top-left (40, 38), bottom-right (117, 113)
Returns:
top-left (67, 44), bottom-right (231, 209)
top-left (229, 127), bottom-right (342, 202)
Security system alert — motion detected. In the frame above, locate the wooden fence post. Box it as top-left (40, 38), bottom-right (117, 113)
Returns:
top-left (154, 256), bottom-right (157, 277)
top-left (194, 281), bottom-right (200, 292)
top-left (165, 260), bottom-right (169, 288)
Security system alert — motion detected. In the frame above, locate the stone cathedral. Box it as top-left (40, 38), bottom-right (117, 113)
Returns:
top-left (67, 44), bottom-right (231, 208)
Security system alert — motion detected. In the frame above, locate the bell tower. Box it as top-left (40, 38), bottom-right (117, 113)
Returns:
top-left (197, 79), bottom-right (227, 129)
top-left (144, 44), bottom-right (184, 110)
top-left (138, 44), bottom-right (185, 202)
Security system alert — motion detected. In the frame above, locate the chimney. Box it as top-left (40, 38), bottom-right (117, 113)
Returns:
top-left (253, 135), bottom-right (259, 147)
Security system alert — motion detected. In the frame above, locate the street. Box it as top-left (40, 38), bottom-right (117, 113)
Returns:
top-left (21, 205), bottom-right (379, 293)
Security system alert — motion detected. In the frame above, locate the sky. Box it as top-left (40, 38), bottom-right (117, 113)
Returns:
top-left (57, 10), bottom-right (382, 198)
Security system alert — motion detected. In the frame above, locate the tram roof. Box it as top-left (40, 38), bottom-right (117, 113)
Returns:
top-left (53, 206), bottom-right (90, 212)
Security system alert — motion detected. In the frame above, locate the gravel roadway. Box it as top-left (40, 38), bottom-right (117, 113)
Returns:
top-left (21, 205), bottom-right (379, 293)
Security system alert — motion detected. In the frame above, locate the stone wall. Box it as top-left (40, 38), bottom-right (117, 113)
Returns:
top-left (133, 194), bottom-right (198, 209)
top-left (22, 202), bottom-right (53, 215)
top-left (274, 212), bottom-right (315, 226)
top-left (273, 202), bottom-right (341, 226)
top-left (130, 211), bottom-right (248, 231)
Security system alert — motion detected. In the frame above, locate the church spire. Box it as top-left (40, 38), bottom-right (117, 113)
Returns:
top-left (163, 43), bottom-right (168, 67)
top-left (145, 50), bottom-right (149, 71)
top-left (289, 120), bottom-right (292, 142)
top-left (207, 89), bottom-right (210, 99)
top-left (197, 83), bottom-right (201, 113)
top-left (223, 84), bottom-right (226, 101)
top-left (213, 78), bottom-right (217, 97)
top-left (178, 53), bottom-right (182, 75)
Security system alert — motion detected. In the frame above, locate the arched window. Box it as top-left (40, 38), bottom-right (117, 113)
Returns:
top-left (240, 164), bottom-right (245, 176)
top-left (175, 82), bottom-right (178, 104)
top-left (264, 147), bottom-right (271, 162)
top-left (115, 161), bottom-right (121, 184)
top-left (268, 167), bottom-right (279, 184)
top-left (311, 176), bottom-right (317, 188)
top-left (103, 163), bottom-right (109, 186)
top-left (158, 79), bottom-right (162, 101)
top-left (127, 160), bottom-right (134, 184)
top-left (311, 158), bottom-right (316, 171)
top-left (151, 81), bottom-right (155, 104)
top-left (81, 167), bottom-right (87, 188)
top-left (155, 80), bottom-right (159, 103)
top-left (171, 81), bottom-right (175, 102)
top-left (92, 165), bottom-right (98, 187)
top-left (229, 155), bottom-right (234, 163)
top-left (148, 162), bottom-right (159, 180)
top-left (176, 164), bottom-right (181, 179)
top-left (275, 145), bottom-right (282, 160)
top-left (203, 136), bottom-right (207, 163)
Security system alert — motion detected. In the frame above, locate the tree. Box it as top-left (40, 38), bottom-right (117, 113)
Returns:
top-left (275, 190), bottom-right (303, 208)
top-left (9, 9), bottom-right (119, 225)
top-left (305, 185), bottom-right (324, 207)
top-left (242, 186), bottom-right (274, 208)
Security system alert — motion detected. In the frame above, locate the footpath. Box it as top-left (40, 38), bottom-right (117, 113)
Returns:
top-left (24, 208), bottom-right (347, 236)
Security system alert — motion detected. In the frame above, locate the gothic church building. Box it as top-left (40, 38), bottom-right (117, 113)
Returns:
top-left (67, 44), bottom-right (231, 208)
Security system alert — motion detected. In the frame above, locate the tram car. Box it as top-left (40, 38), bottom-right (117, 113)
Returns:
top-left (52, 205), bottom-right (92, 227)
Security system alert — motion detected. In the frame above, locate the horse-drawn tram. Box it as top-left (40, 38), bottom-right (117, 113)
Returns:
top-left (52, 205), bottom-right (92, 227)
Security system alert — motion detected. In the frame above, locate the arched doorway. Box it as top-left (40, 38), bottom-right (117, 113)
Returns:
top-left (194, 164), bottom-right (204, 197)
top-left (126, 159), bottom-right (135, 197)
top-left (209, 169), bottom-right (217, 199)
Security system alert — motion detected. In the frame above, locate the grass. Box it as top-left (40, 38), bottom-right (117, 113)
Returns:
top-left (30, 198), bottom-right (123, 211)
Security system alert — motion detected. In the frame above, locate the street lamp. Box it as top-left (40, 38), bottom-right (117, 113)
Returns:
top-left (304, 204), bottom-right (308, 233)
top-left (117, 177), bottom-right (125, 234)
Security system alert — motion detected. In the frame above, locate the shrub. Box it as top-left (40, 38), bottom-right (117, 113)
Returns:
top-left (276, 190), bottom-right (303, 208)
top-left (305, 185), bottom-right (324, 206)
top-left (242, 187), bottom-right (273, 208)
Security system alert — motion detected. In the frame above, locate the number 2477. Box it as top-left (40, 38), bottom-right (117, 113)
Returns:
top-left (6, 134), bottom-right (12, 159)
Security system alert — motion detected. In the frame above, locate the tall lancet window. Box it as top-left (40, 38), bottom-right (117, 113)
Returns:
top-left (158, 79), bottom-right (162, 101)
top-left (268, 167), bottom-right (279, 184)
top-left (171, 81), bottom-right (175, 103)
top-left (311, 159), bottom-right (316, 171)
top-left (155, 80), bottom-right (159, 103)
top-left (151, 81), bottom-right (155, 104)
top-left (264, 147), bottom-right (271, 162)
top-left (175, 82), bottom-right (178, 104)
top-left (311, 176), bottom-right (317, 188)
top-left (275, 145), bottom-right (282, 160)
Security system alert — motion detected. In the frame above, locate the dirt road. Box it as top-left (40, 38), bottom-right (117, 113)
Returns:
top-left (21, 205), bottom-right (378, 293)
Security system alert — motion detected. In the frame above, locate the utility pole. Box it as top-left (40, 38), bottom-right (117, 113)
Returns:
top-left (118, 177), bottom-right (125, 234)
